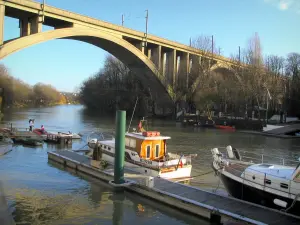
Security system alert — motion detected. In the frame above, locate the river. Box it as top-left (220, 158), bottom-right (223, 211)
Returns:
top-left (0, 105), bottom-right (300, 225)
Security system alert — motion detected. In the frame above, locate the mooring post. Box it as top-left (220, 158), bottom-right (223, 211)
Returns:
top-left (114, 110), bottom-right (126, 184)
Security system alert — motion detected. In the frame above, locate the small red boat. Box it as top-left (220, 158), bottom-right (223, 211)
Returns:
top-left (214, 125), bottom-right (236, 131)
top-left (33, 128), bottom-right (48, 136)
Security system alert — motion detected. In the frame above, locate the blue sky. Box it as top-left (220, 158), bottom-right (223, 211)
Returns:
top-left (1, 0), bottom-right (299, 92)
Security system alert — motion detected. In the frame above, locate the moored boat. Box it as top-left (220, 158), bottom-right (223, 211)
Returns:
top-left (0, 136), bottom-right (13, 156)
top-left (88, 120), bottom-right (194, 180)
top-left (211, 146), bottom-right (300, 216)
top-left (33, 129), bottom-right (81, 140)
top-left (214, 125), bottom-right (236, 131)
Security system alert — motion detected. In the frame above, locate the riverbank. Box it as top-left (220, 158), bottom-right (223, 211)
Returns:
top-left (6, 102), bottom-right (80, 109)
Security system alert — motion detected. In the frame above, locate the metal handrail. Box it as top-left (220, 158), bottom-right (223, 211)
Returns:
top-left (217, 147), bottom-right (299, 167)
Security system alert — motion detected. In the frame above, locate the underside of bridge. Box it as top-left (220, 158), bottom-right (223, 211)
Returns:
top-left (0, 27), bottom-right (175, 110)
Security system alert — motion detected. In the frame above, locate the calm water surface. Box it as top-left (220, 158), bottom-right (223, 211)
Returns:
top-left (1, 105), bottom-right (300, 225)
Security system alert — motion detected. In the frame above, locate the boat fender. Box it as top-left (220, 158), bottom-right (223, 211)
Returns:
top-left (274, 199), bottom-right (287, 208)
top-left (226, 145), bottom-right (234, 159)
top-left (232, 148), bottom-right (241, 160)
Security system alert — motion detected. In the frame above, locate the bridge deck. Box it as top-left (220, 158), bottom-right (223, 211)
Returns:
top-left (48, 150), bottom-right (300, 225)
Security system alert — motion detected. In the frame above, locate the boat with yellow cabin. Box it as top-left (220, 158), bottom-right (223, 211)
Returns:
top-left (88, 119), bottom-right (193, 179)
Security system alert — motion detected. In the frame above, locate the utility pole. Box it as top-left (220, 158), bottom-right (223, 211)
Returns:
top-left (145, 9), bottom-right (148, 47)
top-left (238, 46), bottom-right (241, 63)
top-left (189, 37), bottom-right (192, 47)
top-left (122, 14), bottom-right (124, 26)
top-left (211, 35), bottom-right (214, 56)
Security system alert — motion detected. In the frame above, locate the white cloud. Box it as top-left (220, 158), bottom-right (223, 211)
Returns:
top-left (264, 0), bottom-right (300, 13)
top-left (279, 2), bottom-right (288, 10)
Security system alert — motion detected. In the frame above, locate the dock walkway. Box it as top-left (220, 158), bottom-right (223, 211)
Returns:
top-left (48, 150), bottom-right (300, 225)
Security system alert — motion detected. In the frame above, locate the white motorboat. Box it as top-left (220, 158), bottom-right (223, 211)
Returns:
top-left (211, 146), bottom-right (300, 216)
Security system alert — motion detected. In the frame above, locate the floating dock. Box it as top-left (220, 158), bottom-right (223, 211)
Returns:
top-left (48, 150), bottom-right (300, 225)
top-left (46, 133), bottom-right (72, 145)
top-left (240, 123), bottom-right (300, 139)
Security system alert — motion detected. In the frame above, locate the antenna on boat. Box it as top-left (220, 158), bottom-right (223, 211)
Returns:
top-left (127, 97), bottom-right (139, 133)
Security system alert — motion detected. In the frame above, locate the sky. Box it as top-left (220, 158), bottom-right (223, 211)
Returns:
top-left (1, 0), bottom-right (300, 92)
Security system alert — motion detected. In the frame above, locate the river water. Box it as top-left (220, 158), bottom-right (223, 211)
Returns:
top-left (1, 105), bottom-right (300, 225)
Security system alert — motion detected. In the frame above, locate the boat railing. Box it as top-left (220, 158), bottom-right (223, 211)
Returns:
top-left (165, 153), bottom-right (192, 166)
top-left (216, 147), bottom-right (300, 167)
top-left (239, 150), bottom-right (299, 167)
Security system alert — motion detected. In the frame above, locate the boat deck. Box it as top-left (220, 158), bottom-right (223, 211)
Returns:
top-left (224, 162), bottom-right (248, 177)
top-left (48, 150), bottom-right (300, 225)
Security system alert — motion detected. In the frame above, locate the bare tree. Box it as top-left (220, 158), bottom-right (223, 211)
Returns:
top-left (285, 53), bottom-right (300, 116)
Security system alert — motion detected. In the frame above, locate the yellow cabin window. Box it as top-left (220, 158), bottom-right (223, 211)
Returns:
top-left (155, 144), bottom-right (160, 158)
top-left (146, 145), bottom-right (151, 159)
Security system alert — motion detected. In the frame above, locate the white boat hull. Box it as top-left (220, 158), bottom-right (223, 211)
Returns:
top-left (102, 153), bottom-right (192, 179)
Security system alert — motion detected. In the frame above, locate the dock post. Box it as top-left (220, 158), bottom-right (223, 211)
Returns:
top-left (114, 110), bottom-right (126, 184)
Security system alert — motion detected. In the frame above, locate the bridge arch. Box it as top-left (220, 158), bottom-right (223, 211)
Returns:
top-left (191, 62), bottom-right (243, 94)
top-left (0, 27), bottom-right (173, 103)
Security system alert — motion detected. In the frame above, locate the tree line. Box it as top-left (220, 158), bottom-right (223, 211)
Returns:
top-left (0, 64), bottom-right (67, 108)
top-left (187, 33), bottom-right (300, 119)
top-left (79, 55), bottom-right (151, 116)
top-left (80, 33), bottom-right (300, 119)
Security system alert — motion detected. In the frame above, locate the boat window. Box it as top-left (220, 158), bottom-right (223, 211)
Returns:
top-left (125, 138), bottom-right (130, 146)
top-left (259, 164), bottom-right (273, 168)
top-left (280, 183), bottom-right (288, 189)
top-left (108, 147), bottom-right (111, 150)
top-left (125, 138), bottom-right (136, 148)
top-left (146, 145), bottom-right (151, 159)
top-left (264, 179), bottom-right (271, 185)
top-left (155, 144), bottom-right (160, 158)
top-left (125, 152), bottom-right (131, 160)
top-left (130, 139), bottom-right (136, 148)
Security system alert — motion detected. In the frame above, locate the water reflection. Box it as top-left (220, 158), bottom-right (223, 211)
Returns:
top-left (48, 160), bottom-right (211, 225)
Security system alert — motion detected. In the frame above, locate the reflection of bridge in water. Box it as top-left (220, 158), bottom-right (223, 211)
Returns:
top-left (0, 0), bottom-right (245, 112)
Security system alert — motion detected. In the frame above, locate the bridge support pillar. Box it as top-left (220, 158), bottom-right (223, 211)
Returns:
top-left (29, 15), bottom-right (42, 34)
top-left (20, 18), bottom-right (31, 37)
top-left (152, 45), bottom-right (161, 72)
top-left (0, 3), bottom-right (4, 46)
top-left (167, 49), bottom-right (177, 88)
top-left (147, 48), bottom-right (151, 59)
top-left (161, 52), bottom-right (166, 76)
top-left (180, 52), bottom-right (190, 89)
top-left (133, 41), bottom-right (145, 54)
